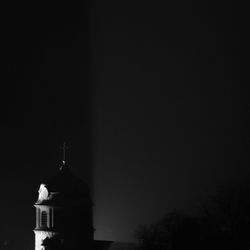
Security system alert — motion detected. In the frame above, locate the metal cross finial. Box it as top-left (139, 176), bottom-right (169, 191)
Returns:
top-left (60, 142), bottom-right (69, 164)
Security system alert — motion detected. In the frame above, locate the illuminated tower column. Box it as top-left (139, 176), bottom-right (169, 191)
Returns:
top-left (34, 185), bottom-right (58, 250)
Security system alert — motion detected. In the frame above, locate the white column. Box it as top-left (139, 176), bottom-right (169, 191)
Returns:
top-left (37, 208), bottom-right (40, 228)
top-left (36, 208), bottom-right (39, 228)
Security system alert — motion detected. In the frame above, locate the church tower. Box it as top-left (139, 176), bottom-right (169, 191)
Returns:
top-left (34, 149), bottom-right (94, 250)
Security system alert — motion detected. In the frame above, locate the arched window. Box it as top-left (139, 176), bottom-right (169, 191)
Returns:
top-left (41, 211), bottom-right (47, 227)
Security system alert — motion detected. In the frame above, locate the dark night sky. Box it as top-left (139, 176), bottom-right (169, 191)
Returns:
top-left (0, 0), bottom-right (250, 248)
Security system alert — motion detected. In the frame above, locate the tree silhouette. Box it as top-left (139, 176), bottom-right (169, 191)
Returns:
top-left (198, 183), bottom-right (250, 250)
top-left (135, 210), bottom-right (198, 250)
top-left (135, 183), bottom-right (250, 250)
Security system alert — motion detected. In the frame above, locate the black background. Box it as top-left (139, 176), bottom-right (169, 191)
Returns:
top-left (0, 0), bottom-right (250, 248)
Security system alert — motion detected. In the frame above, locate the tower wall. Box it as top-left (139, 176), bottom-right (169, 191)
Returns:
top-left (34, 231), bottom-right (57, 250)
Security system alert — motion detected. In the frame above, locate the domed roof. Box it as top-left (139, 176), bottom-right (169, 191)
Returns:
top-left (35, 162), bottom-right (92, 206)
top-left (44, 162), bottom-right (89, 192)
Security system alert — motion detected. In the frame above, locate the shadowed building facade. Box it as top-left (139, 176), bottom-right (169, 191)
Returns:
top-left (34, 160), bottom-right (94, 250)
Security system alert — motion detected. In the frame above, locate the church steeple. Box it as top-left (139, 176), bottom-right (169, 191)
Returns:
top-left (34, 146), bottom-right (94, 250)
